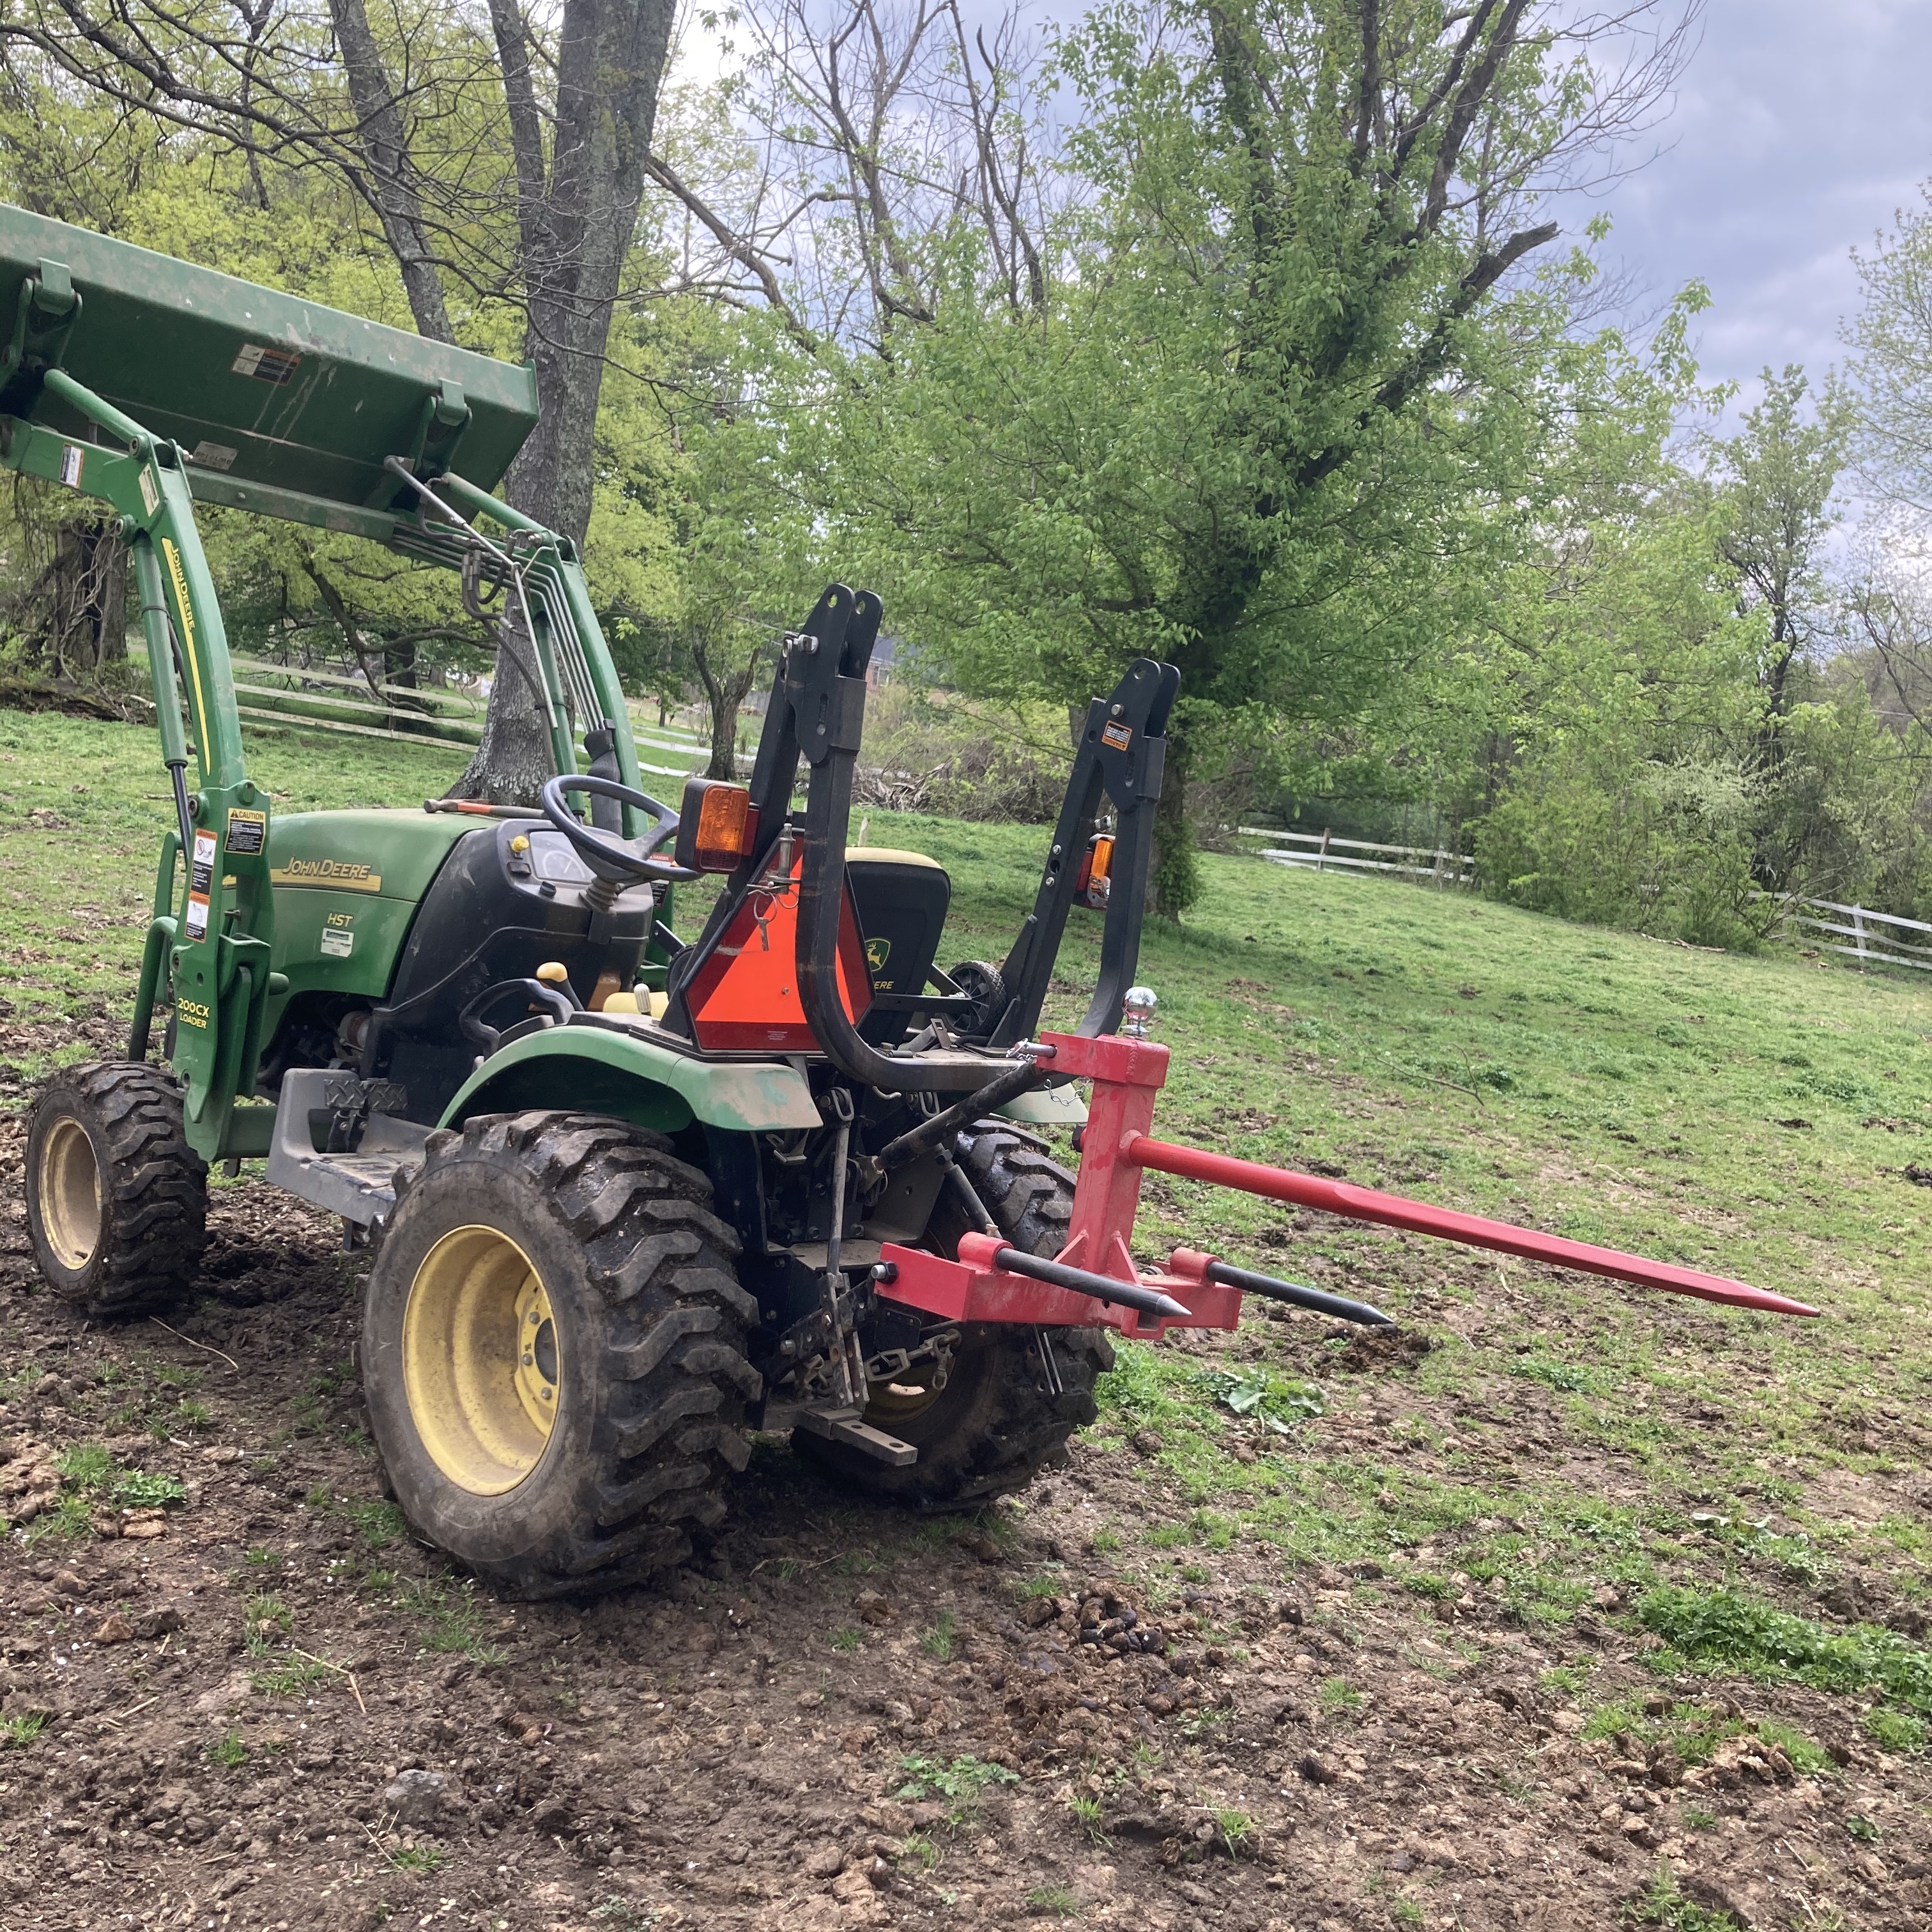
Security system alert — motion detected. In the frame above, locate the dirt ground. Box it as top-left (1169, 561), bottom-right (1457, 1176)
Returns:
top-left (2, 1034), bottom-right (1930, 1931)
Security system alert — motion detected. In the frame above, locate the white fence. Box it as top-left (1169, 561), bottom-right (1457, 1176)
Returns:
top-left (1777, 896), bottom-right (1932, 973)
top-left (1239, 825), bottom-right (1475, 887)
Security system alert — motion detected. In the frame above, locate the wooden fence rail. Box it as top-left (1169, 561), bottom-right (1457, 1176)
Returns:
top-left (1772, 895), bottom-right (1932, 972)
top-left (1238, 825), bottom-right (1475, 885)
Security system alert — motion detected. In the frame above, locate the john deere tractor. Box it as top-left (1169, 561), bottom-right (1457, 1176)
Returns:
top-left (1, 207), bottom-right (1177, 1597)
top-left (15, 209), bottom-right (1814, 1598)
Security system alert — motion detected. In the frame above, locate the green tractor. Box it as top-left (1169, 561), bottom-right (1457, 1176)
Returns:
top-left (13, 208), bottom-right (1816, 1599)
top-left (1, 206), bottom-right (1185, 1597)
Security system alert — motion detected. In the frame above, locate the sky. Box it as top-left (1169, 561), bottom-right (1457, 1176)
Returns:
top-left (1532, 0), bottom-right (1931, 411)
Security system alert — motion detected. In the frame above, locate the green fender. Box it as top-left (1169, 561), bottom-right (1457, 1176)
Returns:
top-left (439, 1025), bottom-right (820, 1137)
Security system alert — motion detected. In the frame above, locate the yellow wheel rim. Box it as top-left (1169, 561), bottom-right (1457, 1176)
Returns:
top-left (401, 1225), bottom-right (560, 1496)
top-left (866, 1368), bottom-right (946, 1426)
top-left (38, 1117), bottom-right (102, 1271)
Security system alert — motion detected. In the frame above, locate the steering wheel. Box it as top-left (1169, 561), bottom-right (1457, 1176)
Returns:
top-left (539, 774), bottom-right (696, 884)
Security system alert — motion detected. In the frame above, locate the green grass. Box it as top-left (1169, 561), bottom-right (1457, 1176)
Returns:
top-left (387, 1574), bottom-right (505, 1662)
top-left (919, 1611), bottom-right (958, 1661)
top-left (1068, 1793), bottom-right (1107, 1842)
top-left (1622, 1874), bottom-right (1741, 1930)
top-left (1025, 1887), bottom-right (1080, 1916)
top-left (249, 1656), bottom-right (331, 1697)
top-left (1, 1713), bottom-right (46, 1748)
top-left (1639, 1586), bottom-right (1932, 1715)
top-left (207, 1729), bottom-right (249, 1767)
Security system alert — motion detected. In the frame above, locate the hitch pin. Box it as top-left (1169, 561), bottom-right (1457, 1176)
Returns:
top-left (1007, 1040), bottom-right (1057, 1061)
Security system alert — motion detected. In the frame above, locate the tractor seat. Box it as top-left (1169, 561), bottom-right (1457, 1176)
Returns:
top-left (844, 848), bottom-right (950, 1046)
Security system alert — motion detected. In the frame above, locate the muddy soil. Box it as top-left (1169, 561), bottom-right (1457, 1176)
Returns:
top-left (0, 1104), bottom-right (1928, 1931)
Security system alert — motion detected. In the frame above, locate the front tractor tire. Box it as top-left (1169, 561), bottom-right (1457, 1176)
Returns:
top-left (362, 1112), bottom-right (760, 1598)
top-left (796, 1124), bottom-right (1114, 1508)
top-left (24, 1061), bottom-right (208, 1317)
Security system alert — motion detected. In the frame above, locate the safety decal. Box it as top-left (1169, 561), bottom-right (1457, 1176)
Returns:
top-left (185, 829), bottom-right (217, 941)
top-left (231, 342), bottom-right (301, 385)
top-left (139, 466), bottom-right (159, 516)
top-left (270, 857), bottom-right (383, 893)
top-left (188, 441), bottom-right (238, 471)
top-left (1101, 720), bottom-right (1133, 751)
top-left (225, 808), bottom-right (267, 855)
top-left (59, 444), bottom-right (83, 489)
top-left (319, 927), bottom-right (354, 959)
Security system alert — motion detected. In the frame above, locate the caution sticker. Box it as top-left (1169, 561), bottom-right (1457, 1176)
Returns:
top-left (226, 808), bottom-right (267, 855)
top-left (185, 829), bottom-right (216, 941)
top-left (319, 926), bottom-right (354, 959)
top-left (1101, 719), bottom-right (1133, 751)
top-left (59, 444), bottom-right (84, 489)
top-left (139, 466), bottom-right (159, 516)
top-left (231, 342), bottom-right (301, 385)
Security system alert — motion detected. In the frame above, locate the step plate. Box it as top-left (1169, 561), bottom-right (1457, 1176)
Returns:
top-left (265, 1068), bottom-right (429, 1225)
top-left (793, 1407), bottom-right (918, 1467)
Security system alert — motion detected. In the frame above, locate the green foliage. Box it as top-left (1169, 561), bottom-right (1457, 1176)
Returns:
top-left (893, 1754), bottom-right (1019, 1826)
top-left (1317, 1677), bottom-right (1365, 1717)
top-left (207, 1730), bottom-right (249, 1768)
top-left (919, 1612), bottom-right (958, 1662)
top-left (112, 1469), bottom-right (188, 1509)
top-left (1, 1713), bottom-right (47, 1749)
top-left (1197, 1364), bottom-right (1326, 1432)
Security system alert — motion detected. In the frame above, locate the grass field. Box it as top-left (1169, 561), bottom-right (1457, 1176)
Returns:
top-left (8, 703), bottom-right (1932, 1750)
top-left (13, 703), bottom-right (1932, 1924)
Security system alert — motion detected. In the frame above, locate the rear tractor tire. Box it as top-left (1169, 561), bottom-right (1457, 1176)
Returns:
top-left (361, 1111), bottom-right (760, 1598)
top-left (795, 1123), bottom-right (1114, 1508)
top-left (24, 1061), bottom-right (208, 1317)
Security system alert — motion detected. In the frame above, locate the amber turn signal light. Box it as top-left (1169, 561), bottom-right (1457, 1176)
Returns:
top-left (1075, 832), bottom-right (1114, 908)
top-left (674, 778), bottom-right (760, 873)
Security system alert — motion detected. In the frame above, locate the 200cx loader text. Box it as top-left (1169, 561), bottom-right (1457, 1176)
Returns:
top-left (12, 204), bottom-right (1818, 1598)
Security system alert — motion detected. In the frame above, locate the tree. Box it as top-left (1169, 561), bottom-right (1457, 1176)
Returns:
top-left (0, 0), bottom-right (678, 797)
top-left (659, 0), bottom-right (1698, 910)
top-left (1848, 184), bottom-right (1932, 520)
top-left (1709, 365), bottom-right (1853, 725)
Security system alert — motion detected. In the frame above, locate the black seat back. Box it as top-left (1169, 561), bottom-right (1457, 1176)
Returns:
top-left (845, 848), bottom-right (951, 1046)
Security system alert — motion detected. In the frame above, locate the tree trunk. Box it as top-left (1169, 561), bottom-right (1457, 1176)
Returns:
top-left (450, 606), bottom-right (555, 804)
top-left (497, 0), bottom-right (677, 551)
top-left (34, 518), bottom-right (127, 681)
top-left (695, 648), bottom-right (760, 781)
top-left (446, 0), bottom-right (677, 804)
top-left (326, 0), bottom-right (455, 344)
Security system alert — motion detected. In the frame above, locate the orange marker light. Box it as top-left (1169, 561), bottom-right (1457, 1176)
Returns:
top-left (1075, 832), bottom-right (1114, 908)
top-left (675, 778), bottom-right (760, 873)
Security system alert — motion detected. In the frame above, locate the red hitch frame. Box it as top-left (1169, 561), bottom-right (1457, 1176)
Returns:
top-left (877, 1029), bottom-right (1819, 1333)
